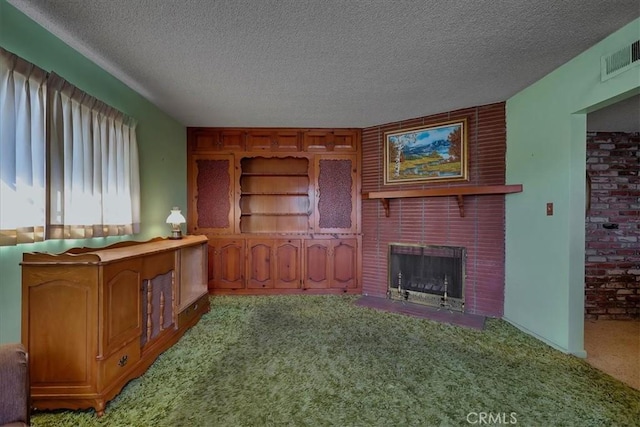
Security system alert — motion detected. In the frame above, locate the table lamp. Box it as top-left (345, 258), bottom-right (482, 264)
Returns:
top-left (166, 206), bottom-right (186, 239)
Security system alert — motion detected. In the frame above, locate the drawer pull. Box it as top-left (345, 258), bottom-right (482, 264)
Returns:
top-left (118, 355), bottom-right (128, 367)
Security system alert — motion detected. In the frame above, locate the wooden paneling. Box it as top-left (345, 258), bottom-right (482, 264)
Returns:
top-left (187, 127), bottom-right (362, 295)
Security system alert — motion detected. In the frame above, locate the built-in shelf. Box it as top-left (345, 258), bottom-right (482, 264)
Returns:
top-left (362, 184), bottom-right (523, 217)
top-left (239, 156), bottom-right (311, 233)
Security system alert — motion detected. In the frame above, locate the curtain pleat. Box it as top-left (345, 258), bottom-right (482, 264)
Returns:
top-left (47, 72), bottom-right (140, 239)
top-left (0, 47), bottom-right (46, 245)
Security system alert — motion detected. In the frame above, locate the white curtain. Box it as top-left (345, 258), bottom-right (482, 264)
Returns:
top-left (0, 47), bottom-right (47, 245)
top-left (47, 73), bottom-right (140, 239)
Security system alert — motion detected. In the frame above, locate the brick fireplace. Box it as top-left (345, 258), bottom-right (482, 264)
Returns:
top-left (361, 102), bottom-right (507, 317)
top-left (585, 131), bottom-right (640, 320)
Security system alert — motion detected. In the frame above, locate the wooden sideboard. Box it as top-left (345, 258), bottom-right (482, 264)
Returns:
top-left (21, 235), bottom-right (209, 416)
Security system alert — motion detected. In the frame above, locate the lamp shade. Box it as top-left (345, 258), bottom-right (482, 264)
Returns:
top-left (166, 207), bottom-right (186, 239)
top-left (166, 207), bottom-right (186, 224)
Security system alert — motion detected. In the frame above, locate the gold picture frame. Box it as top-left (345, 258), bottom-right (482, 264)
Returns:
top-left (384, 119), bottom-right (468, 185)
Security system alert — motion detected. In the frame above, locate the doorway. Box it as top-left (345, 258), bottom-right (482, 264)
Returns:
top-left (584, 94), bottom-right (640, 390)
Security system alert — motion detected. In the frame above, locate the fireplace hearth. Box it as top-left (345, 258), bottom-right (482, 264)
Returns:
top-left (388, 244), bottom-right (465, 311)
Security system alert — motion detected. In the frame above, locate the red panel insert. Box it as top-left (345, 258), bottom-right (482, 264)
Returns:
top-left (196, 159), bottom-right (230, 229)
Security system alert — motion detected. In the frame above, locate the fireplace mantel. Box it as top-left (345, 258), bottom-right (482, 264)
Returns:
top-left (362, 184), bottom-right (523, 217)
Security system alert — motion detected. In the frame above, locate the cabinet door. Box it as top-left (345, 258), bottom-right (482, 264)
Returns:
top-left (247, 239), bottom-right (274, 289)
top-left (102, 259), bottom-right (143, 355)
top-left (209, 239), bottom-right (245, 290)
top-left (303, 239), bottom-right (357, 290)
top-left (274, 239), bottom-right (301, 289)
top-left (330, 239), bottom-right (357, 289)
top-left (189, 154), bottom-right (235, 234)
top-left (191, 129), bottom-right (218, 152)
top-left (140, 252), bottom-right (176, 349)
top-left (190, 129), bottom-right (245, 152)
top-left (246, 130), bottom-right (273, 151)
top-left (303, 239), bottom-right (331, 289)
top-left (314, 154), bottom-right (357, 233)
top-left (247, 239), bottom-right (301, 289)
top-left (246, 130), bottom-right (300, 152)
top-left (219, 130), bottom-right (246, 151)
top-left (273, 131), bottom-right (300, 151)
top-left (22, 265), bottom-right (99, 389)
top-left (303, 130), bottom-right (358, 152)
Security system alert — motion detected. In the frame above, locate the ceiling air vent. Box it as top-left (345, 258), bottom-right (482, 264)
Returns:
top-left (601, 40), bottom-right (640, 81)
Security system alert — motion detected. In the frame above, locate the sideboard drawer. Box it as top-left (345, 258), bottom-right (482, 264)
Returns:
top-left (178, 294), bottom-right (209, 328)
top-left (101, 340), bottom-right (140, 387)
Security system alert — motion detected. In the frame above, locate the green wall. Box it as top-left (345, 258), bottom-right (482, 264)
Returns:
top-left (505, 18), bottom-right (639, 355)
top-left (0, 0), bottom-right (187, 343)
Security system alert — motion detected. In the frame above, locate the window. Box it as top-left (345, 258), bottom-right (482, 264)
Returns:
top-left (0, 47), bottom-right (140, 245)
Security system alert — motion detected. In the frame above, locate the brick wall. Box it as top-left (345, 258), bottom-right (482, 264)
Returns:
top-left (585, 132), bottom-right (640, 320)
top-left (361, 103), bottom-right (507, 317)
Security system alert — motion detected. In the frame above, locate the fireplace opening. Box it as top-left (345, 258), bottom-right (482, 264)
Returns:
top-left (388, 244), bottom-right (466, 311)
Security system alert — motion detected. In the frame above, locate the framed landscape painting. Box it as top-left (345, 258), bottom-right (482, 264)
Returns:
top-left (384, 119), bottom-right (468, 185)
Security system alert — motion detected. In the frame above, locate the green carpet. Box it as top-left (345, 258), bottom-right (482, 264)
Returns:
top-left (32, 295), bottom-right (639, 426)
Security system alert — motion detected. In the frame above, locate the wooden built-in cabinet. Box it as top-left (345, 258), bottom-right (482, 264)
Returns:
top-left (187, 127), bottom-right (362, 295)
top-left (21, 236), bottom-right (209, 416)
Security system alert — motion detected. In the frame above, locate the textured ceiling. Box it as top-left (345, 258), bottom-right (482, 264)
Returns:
top-left (7, 0), bottom-right (640, 128)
